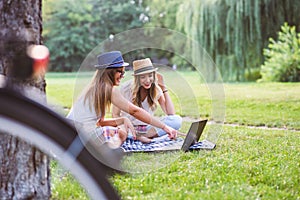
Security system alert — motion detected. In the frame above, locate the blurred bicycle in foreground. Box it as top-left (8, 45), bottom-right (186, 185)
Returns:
top-left (0, 42), bottom-right (122, 200)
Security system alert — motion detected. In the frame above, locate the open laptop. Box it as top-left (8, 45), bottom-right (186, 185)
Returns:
top-left (144, 119), bottom-right (216, 152)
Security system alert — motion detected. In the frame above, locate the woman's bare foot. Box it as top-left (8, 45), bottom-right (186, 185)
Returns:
top-left (143, 127), bottom-right (158, 138)
top-left (136, 135), bottom-right (152, 143)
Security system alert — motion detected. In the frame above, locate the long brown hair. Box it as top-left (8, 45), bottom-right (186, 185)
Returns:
top-left (131, 72), bottom-right (159, 111)
top-left (84, 68), bottom-right (120, 118)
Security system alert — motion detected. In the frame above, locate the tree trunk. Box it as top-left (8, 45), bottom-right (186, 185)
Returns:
top-left (0, 0), bottom-right (50, 199)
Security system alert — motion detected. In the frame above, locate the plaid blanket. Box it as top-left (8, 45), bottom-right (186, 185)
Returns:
top-left (189, 139), bottom-right (216, 150)
top-left (121, 137), bottom-right (216, 152)
top-left (121, 137), bottom-right (184, 152)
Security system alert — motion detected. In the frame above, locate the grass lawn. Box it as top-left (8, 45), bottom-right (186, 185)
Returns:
top-left (114, 126), bottom-right (300, 199)
top-left (45, 71), bottom-right (300, 199)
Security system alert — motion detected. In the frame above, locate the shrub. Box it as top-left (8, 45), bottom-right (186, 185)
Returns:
top-left (260, 23), bottom-right (300, 82)
top-left (245, 68), bottom-right (262, 82)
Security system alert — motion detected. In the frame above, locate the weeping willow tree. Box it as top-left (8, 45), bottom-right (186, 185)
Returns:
top-left (176, 0), bottom-right (300, 81)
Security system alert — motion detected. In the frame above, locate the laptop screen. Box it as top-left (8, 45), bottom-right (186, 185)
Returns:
top-left (181, 119), bottom-right (207, 152)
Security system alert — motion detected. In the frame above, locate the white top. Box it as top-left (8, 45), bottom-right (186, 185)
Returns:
top-left (67, 95), bottom-right (99, 125)
top-left (119, 80), bottom-right (162, 125)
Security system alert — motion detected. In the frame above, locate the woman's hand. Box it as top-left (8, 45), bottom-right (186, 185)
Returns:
top-left (157, 73), bottom-right (166, 90)
top-left (162, 125), bottom-right (177, 139)
top-left (123, 117), bottom-right (136, 140)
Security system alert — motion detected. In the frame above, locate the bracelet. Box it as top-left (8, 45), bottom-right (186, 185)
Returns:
top-left (163, 89), bottom-right (168, 93)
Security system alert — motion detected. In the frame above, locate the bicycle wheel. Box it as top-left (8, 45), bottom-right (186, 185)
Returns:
top-left (0, 87), bottom-right (121, 200)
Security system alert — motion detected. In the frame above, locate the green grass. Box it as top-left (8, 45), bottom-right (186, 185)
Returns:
top-left (45, 71), bottom-right (300, 199)
top-left (46, 71), bottom-right (300, 130)
top-left (223, 83), bottom-right (300, 129)
top-left (50, 161), bottom-right (89, 199)
top-left (113, 126), bottom-right (300, 199)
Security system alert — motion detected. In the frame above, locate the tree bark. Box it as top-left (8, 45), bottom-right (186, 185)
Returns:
top-left (0, 0), bottom-right (50, 199)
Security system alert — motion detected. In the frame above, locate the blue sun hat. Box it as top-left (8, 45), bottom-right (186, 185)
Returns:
top-left (95, 51), bottom-right (129, 69)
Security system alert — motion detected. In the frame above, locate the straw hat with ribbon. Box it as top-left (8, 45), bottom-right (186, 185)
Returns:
top-left (132, 58), bottom-right (158, 76)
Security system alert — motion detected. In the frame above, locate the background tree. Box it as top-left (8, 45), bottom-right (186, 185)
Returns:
top-left (137, 0), bottom-right (183, 64)
top-left (144, 0), bottom-right (181, 29)
top-left (43, 0), bottom-right (149, 72)
top-left (43, 0), bottom-right (300, 81)
top-left (0, 0), bottom-right (50, 199)
top-left (176, 0), bottom-right (300, 81)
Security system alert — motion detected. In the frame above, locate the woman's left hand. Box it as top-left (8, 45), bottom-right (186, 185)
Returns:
top-left (157, 73), bottom-right (166, 90)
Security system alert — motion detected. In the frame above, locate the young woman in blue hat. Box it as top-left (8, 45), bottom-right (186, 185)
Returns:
top-left (112, 58), bottom-right (182, 143)
top-left (67, 51), bottom-right (178, 148)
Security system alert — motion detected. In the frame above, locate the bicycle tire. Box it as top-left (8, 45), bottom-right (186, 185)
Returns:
top-left (0, 88), bottom-right (121, 200)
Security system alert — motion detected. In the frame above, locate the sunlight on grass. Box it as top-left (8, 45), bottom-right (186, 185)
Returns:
top-left (50, 160), bottom-right (89, 200)
top-left (45, 71), bottom-right (300, 129)
top-left (45, 72), bottom-right (300, 199)
top-left (121, 151), bottom-right (182, 173)
top-left (113, 126), bottom-right (300, 200)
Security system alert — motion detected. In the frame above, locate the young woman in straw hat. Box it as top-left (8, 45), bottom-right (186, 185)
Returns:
top-left (112, 58), bottom-right (182, 143)
top-left (67, 52), bottom-right (178, 148)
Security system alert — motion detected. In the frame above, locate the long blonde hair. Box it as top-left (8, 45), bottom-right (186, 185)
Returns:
top-left (131, 72), bottom-right (159, 111)
top-left (84, 68), bottom-right (120, 118)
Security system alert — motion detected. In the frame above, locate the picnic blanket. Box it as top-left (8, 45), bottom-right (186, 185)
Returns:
top-left (120, 136), bottom-right (216, 153)
top-left (189, 139), bottom-right (216, 150)
top-left (120, 137), bottom-right (183, 152)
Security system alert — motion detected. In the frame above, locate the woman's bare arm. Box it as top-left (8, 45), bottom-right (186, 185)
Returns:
top-left (111, 87), bottom-right (177, 139)
top-left (96, 117), bottom-right (123, 127)
top-left (112, 87), bottom-right (166, 125)
top-left (96, 116), bottom-right (136, 139)
top-left (112, 104), bottom-right (121, 118)
top-left (111, 87), bottom-right (160, 126)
